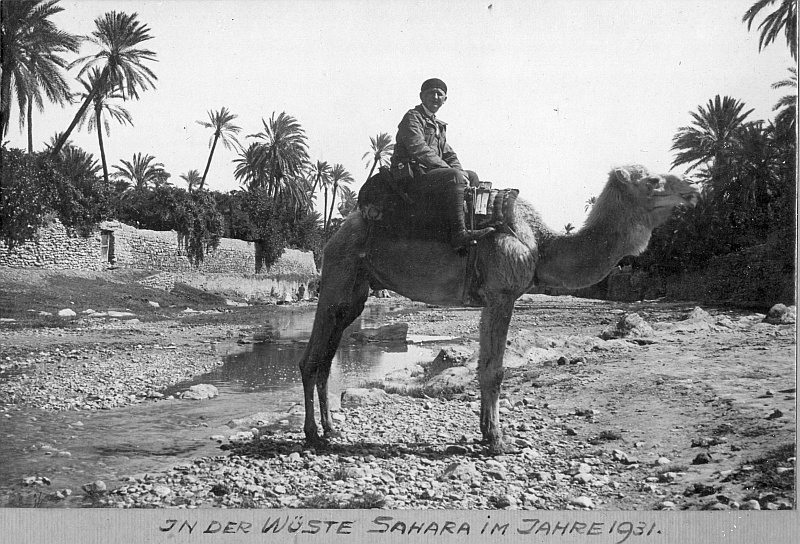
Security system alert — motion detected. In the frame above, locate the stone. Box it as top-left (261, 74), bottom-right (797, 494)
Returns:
top-left (426, 366), bottom-right (474, 389)
top-left (425, 347), bottom-right (473, 376)
top-left (147, 301), bottom-right (160, 308)
top-left (82, 480), bottom-right (107, 494)
top-left (439, 462), bottom-right (480, 482)
top-left (350, 323), bottom-right (408, 343)
top-left (181, 384), bottom-right (219, 400)
top-left (740, 500), bottom-right (761, 510)
top-left (570, 496), bottom-right (595, 509)
top-left (763, 304), bottom-right (796, 325)
top-left (153, 485), bottom-right (171, 497)
top-left (226, 412), bottom-right (273, 428)
top-left (612, 449), bottom-right (638, 465)
top-left (692, 452), bottom-right (713, 464)
top-left (340, 388), bottom-right (393, 406)
top-left (573, 473), bottom-right (594, 484)
top-left (655, 457), bottom-right (671, 466)
top-left (600, 313), bottom-right (654, 340)
top-left (58, 309), bottom-right (76, 317)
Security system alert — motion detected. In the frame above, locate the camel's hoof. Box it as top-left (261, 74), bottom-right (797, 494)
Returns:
top-left (481, 437), bottom-right (515, 456)
top-left (304, 434), bottom-right (329, 449)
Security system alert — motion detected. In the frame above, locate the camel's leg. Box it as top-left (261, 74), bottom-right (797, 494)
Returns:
top-left (477, 295), bottom-right (515, 454)
top-left (299, 249), bottom-right (369, 445)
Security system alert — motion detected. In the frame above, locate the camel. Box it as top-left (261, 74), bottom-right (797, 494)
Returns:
top-left (299, 165), bottom-right (699, 453)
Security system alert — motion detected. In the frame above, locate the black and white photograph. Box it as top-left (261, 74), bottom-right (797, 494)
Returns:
top-left (0, 1), bottom-right (796, 542)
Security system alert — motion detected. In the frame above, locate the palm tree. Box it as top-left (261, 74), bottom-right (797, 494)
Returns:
top-left (564, 223), bottom-right (575, 234)
top-left (233, 142), bottom-right (266, 191)
top-left (196, 107), bottom-right (241, 190)
top-left (671, 95), bottom-right (754, 175)
top-left (75, 67), bottom-right (133, 184)
top-left (180, 169), bottom-right (203, 193)
top-left (584, 196), bottom-right (596, 213)
top-left (771, 67), bottom-right (797, 131)
top-left (52, 11), bottom-right (157, 156)
top-left (112, 152), bottom-right (167, 191)
top-left (0, 0), bottom-right (79, 143)
top-left (307, 160), bottom-right (332, 216)
top-left (361, 132), bottom-right (394, 180)
top-left (742, 0), bottom-right (797, 60)
top-left (326, 163), bottom-right (354, 231)
top-left (246, 112), bottom-right (310, 198)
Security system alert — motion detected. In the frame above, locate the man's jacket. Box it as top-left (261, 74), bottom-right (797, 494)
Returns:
top-left (391, 104), bottom-right (463, 174)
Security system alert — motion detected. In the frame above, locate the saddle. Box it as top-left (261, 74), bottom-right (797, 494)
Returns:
top-left (358, 167), bottom-right (520, 244)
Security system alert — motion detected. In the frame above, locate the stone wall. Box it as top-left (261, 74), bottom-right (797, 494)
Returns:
top-left (0, 220), bottom-right (105, 270)
top-left (103, 221), bottom-right (260, 274)
top-left (0, 220), bottom-right (319, 289)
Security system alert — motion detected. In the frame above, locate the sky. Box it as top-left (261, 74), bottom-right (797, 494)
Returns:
top-left (4, 0), bottom-right (794, 229)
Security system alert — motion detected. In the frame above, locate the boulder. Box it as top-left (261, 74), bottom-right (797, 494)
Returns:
top-left (58, 308), bottom-right (76, 317)
top-left (340, 388), bottom-right (393, 406)
top-left (600, 312), bottom-right (654, 340)
top-left (425, 347), bottom-right (473, 377)
top-left (350, 323), bottom-right (408, 343)
top-left (181, 384), bottom-right (219, 400)
top-left (426, 366), bottom-right (474, 389)
top-left (439, 461), bottom-right (480, 482)
top-left (763, 304), bottom-right (796, 325)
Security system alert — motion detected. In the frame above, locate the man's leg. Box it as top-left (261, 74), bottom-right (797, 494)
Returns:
top-left (419, 168), bottom-right (494, 250)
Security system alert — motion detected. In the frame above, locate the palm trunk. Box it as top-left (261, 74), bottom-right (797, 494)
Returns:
top-left (322, 188), bottom-right (329, 228)
top-left (200, 133), bottom-right (219, 191)
top-left (27, 99), bottom-right (33, 153)
top-left (366, 159), bottom-right (377, 181)
top-left (97, 124), bottom-right (109, 184)
top-left (326, 182), bottom-right (338, 232)
top-left (0, 58), bottom-right (13, 137)
top-left (52, 66), bottom-right (109, 156)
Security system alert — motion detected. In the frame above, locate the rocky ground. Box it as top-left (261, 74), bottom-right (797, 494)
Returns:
top-left (0, 269), bottom-right (796, 511)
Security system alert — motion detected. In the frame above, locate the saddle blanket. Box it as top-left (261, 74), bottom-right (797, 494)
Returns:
top-left (358, 170), bottom-right (520, 240)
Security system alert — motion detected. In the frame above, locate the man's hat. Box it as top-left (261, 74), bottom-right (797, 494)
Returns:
top-left (421, 78), bottom-right (447, 94)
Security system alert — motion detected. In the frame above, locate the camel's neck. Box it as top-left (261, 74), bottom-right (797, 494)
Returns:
top-left (533, 206), bottom-right (652, 290)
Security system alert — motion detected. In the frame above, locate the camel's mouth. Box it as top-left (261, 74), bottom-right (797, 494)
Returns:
top-left (651, 189), bottom-right (700, 210)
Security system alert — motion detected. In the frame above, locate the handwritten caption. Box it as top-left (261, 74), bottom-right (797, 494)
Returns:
top-left (160, 515), bottom-right (661, 543)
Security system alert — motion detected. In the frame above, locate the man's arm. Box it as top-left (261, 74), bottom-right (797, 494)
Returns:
top-left (441, 140), bottom-right (463, 171)
top-left (396, 111), bottom-right (450, 169)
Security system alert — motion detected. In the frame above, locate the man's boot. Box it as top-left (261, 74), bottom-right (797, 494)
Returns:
top-left (447, 181), bottom-right (494, 250)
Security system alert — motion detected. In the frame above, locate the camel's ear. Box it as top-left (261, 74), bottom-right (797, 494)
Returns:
top-left (613, 168), bottom-right (631, 183)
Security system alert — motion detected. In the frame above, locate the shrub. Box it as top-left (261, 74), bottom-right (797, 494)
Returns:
top-left (1, 147), bottom-right (111, 248)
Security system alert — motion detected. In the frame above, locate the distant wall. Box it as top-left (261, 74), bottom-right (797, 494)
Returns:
top-left (0, 220), bottom-right (105, 270)
top-left (104, 221), bottom-right (260, 274)
top-left (0, 219), bottom-right (318, 290)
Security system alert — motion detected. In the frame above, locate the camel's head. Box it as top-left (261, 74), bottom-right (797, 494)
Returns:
top-left (613, 165), bottom-right (700, 226)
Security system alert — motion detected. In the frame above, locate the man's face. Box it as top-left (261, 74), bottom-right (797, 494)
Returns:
top-left (420, 87), bottom-right (447, 114)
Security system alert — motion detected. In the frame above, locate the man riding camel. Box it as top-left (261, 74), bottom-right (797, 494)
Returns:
top-left (390, 78), bottom-right (495, 250)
